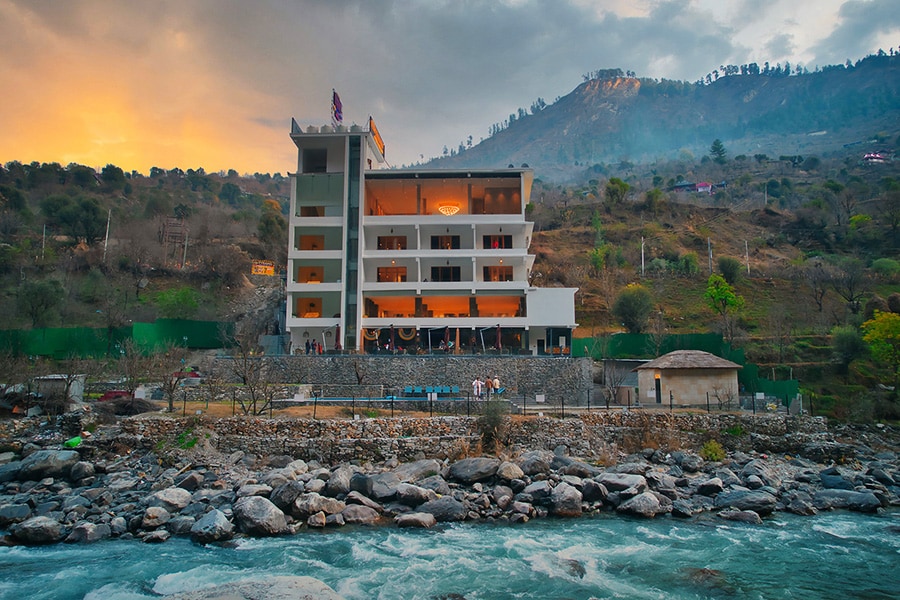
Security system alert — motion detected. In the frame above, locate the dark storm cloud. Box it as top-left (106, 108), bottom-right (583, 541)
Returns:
top-left (810, 0), bottom-right (900, 66)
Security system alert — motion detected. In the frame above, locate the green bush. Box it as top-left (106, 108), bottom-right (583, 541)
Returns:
top-left (717, 256), bottom-right (742, 284)
top-left (699, 439), bottom-right (725, 461)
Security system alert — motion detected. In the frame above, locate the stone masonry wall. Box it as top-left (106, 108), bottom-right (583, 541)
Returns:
top-left (214, 355), bottom-right (593, 405)
top-left (114, 412), bottom-right (828, 465)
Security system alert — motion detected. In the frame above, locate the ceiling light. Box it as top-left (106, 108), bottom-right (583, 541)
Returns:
top-left (438, 203), bottom-right (460, 216)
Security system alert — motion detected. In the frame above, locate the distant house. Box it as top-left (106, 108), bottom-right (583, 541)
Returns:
top-left (634, 350), bottom-right (741, 407)
top-left (695, 182), bottom-right (713, 194)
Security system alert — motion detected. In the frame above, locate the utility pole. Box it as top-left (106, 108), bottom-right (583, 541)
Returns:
top-left (707, 237), bottom-right (713, 274)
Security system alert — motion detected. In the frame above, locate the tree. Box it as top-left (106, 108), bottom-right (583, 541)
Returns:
top-left (704, 274), bottom-right (744, 343)
top-left (156, 344), bottom-right (191, 413)
top-left (709, 139), bottom-right (728, 164)
top-left (831, 325), bottom-right (868, 376)
top-left (718, 256), bottom-right (742, 284)
top-left (829, 257), bottom-right (868, 315)
top-left (612, 284), bottom-right (654, 333)
top-left (17, 279), bottom-right (64, 327)
top-left (799, 258), bottom-right (830, 312)
top-left (862, 311), bottom-right (900, 394)
top-left (604, 178), bottom-right (630, 205)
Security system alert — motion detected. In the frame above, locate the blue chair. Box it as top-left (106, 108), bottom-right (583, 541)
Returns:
top-left (441, 386), bottom-right (451, 394)
top-left (404, 386), bottom-right (413, 395)
top-left (425, 386), bottom-right (433, 394)
top-left (451, 385), bottom-right (459, 395)
top-left (414, 386), bottom-right (422, 395)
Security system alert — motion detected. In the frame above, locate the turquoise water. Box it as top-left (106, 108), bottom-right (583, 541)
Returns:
top-left (2, 511), bottom-right (898, 599)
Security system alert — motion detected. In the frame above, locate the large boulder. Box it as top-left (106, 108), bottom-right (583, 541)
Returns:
top-left (144, 487), bottom-right (193, 513)
top-left (164, 576), bottom-right (344, 600)
top-left (448, 457), bottom-right (500, 484)
top-left (293, 492), bottom-right (346, 518)
top-left (65, 522), bottom-right (111, 543)
top-left (517, 451), bottom-right (552, 476)
top-left (325, 465), bottom-right (356, 496)
top-left (392, 459), bottom-right (442, 483)
top-left (818, 466), bottom-right (855, 490)
top-left (142, 506), bottom-right (172, 529)
top-left (496, 461), bottom-right (525, 481)
top-left (394, 483), bottom-right (438, 507)
top-left (341, 504), bottom-right (380, 525)
top-left (714, 490), bottom-right (778, 516)
top-left (596, 473), bottom-right (647, 493)
top-left (10, 516), bottom-right (65, 544)
top-left (418, 496), bottom-right (468, 522)
top-left (813, 489), bottom-right (882, 513)
top-left (233, 496), bottom-right (288, 536)
top-left (270, 480), bottom-right (306, 511)
top-left (550, 482), bottom-right (583, 517)
top-left (16, 450), bottom-right (81, 481)
top-left (190, 509), bottom-right (235, 544)
top-left (0, 503), bottom-right (32, 526)
top-left (616, 492), bottom-right (662, 518)
top-left (395, 512), bottom-right (437, 528)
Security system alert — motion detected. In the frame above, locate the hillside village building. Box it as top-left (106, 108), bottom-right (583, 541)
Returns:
top-left (286, 119), bottom-right (577, 354)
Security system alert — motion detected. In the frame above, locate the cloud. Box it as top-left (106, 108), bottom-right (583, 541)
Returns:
top-left (0, 0), bottom-right (894, 173)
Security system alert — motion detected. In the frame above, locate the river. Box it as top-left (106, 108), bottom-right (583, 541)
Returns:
top-left (1, 510), bottom-right (898, 599)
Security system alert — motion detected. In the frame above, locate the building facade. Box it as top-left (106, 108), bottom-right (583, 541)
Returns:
top-left (286, 119), bottom-right (577, 354)
top-left (635, 350), bottom-right (741, 407)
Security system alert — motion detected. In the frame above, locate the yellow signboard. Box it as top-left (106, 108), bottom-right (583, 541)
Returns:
top-left (251, 260), bottom-right (275, 276)
top-left (369, 116), bottom-right (385, 158)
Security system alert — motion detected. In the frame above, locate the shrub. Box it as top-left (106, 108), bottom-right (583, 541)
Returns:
top-left (612, 283), bottom-right (654, 333)
top-left (699, 439), bottom-right (725, 461)
top-left (717, 256), bottom-right (742, 284)
top-left (478, 399), bottom-right (508, 453)
top-left (723, 425), bottom-right (745, 437)
top-left (872, 258), bottom-right (900, 279)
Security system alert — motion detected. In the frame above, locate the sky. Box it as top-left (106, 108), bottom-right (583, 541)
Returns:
top-left (1, 0), bottom-right (897, 176)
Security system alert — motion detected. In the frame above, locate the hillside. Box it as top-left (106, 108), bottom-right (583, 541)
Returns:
top-left (428, 54), bottom-right (900, 182)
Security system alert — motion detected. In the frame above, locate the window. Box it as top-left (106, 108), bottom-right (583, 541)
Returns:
top-left (300, 206), bottom-right (325, 217)
top-left (377, 267), bottom-right (407, 282)
top-left (298, 235), bottom-right (325, 250)
top-left (302, 148), bottom-right (327, 173)
top-left (431, 235), bottom-right (460, 250)
top-left (483, 266), bottom-right (513, 281)
top-left (297, 298), bottom-right (322, 318)
top-left (298, 266), bottom-right (324, 283)
top-left (483, 235), bottom-right (512, 249)
top-left (431, 266), bottom-right (461, 282)
top-left (377, 236), bottom-right (407, 250)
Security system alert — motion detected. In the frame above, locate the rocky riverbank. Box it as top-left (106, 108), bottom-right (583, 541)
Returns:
top-left (0, 413), bottom-right (898, 550)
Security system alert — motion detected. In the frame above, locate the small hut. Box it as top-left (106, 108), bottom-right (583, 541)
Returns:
top-left (635, 350), bottom-right (741, 407)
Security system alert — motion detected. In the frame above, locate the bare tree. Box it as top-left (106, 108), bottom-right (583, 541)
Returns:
top-left (222, 319), bottom-right (276, 415)
top-left (829, 257), bottom-right (869, 315)
top-left (156, 344), bottom-right (191, 412)
top-left (712, 384), bottom-right (738, 411)
top-left (602, 361), bottom-right (633, 408)
top-left (645, 310), bottom-right (668, 357)
top-left (799, 258), bottom-right (830, 313)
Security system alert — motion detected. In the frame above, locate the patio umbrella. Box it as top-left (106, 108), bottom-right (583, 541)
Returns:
top-left (390, 324), bottom-right (395, 352)
top-left (455, 327), bottom-right (460, 354)
top-left (497, 324), bottom-right (502, 352)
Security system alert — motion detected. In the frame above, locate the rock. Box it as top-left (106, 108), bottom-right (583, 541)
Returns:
top-left (0, 461), bottom-right (22, 483)
top-left (167, 516), bottom-right (196, 535)
top-left (307, 511), bottom-right (327, 528)
top-left (176, 471), bottom-right (205, 491)
top-left (293, 492), bottom-right (346, 518)
top-left (70, 461), bottom-right (95, 482)
top-left (349, 472), bottom-right (374, 497)
top-left (190, 509), bottom-right (234, 544)
top-left (813, 489), bottom-right (882, 513)
top-left (418, 497), bottom-right (468, 522)
top-left (819, 466), bottom-right (854, 490)
top-left (65, 522), bottom-right (111, 543)
top-left (395, 483), bottom-right (438, 507)
top-left (16, 450), bottom-right (81, 481)
top-left (236, 483), bottom-right (273, 498)
top-left (391, 459), bottom-right (442, 483)
top-left (142, 506), bottom-right (171, 529)
top-left (614, 462), bottom-right (650, 475)
top-left (304, 478), bottom-right (326, 494)
top-left (714, 468), bottom-right (742, 487)
top-left (517, 451), bottom-right (552, 476)
top-left (561, 460), bottom-right (600, 478)
top-left (270, 480), bottom-right (306, 511)
top-left (164, 575), bottom-right (344, 600)
top-left (672, 499), bottom-right (696, 518)
top-left (325, 465), bottom-right (355, 496)
top-left (496, 461), bottom-right (525, 481)
top-left (616, 492), bottom-right (662, 518)
top-left (596, 473), bottom-right (647, 493)
top-left (678, 454), bottom-right (704, 473)
top-left (144, 487), bottom-right (193, 512)
top-left (740, 459), bottom-right (782, 488)
top-left (521, 480), bottom-right (553, 503)
top-left (417, 475), bottom-right (452, 496)
top-left (233, 496), bottom-right (288, 536)
top-left (344, 491), bottom-right (384, 513)
top-left (581, 479), bottom-right (608, 503)
top-left (396, 512), bottom-right (437, 528)
top-left (550, 482), bottom-right (583, 517)
top-left (492, 485), bottom-right (514, 509)
top-left (368, 472), bottom-right (402, 500)
top-left (11, 516), bottom-right (65, 544)
top-left (0, 503), bottom-right (32, 526)
top-left (341, 504), bottom-right (380, 525)
top-left (718, 509), bottom-right (763, 524)
top-left (714, 490), bottom-right (778, 516)
top-left (697, 477), bottom-right (724, 496)
top-left (143, 529), bottom-right (170, 543)
top-left (786, 497), bottom-right (818, 516)
top-left (448, 457), bottom-right (500, 484)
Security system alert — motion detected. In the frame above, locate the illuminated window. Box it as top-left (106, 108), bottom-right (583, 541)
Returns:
top-left (483, 266), bottom-right (513, 281)
top-left (377, 267), bottom-right (407, 282)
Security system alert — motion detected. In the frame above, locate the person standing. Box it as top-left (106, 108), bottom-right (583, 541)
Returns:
top-left (472, 376), bottom-right (482, 400)
top-left (492, 375), bottom-right (501, 395)
top-left (485, 376), bottom-right (493, 399)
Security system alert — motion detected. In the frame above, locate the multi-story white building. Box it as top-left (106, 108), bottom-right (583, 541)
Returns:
top-left (286, 118), bottom-right (577, 355)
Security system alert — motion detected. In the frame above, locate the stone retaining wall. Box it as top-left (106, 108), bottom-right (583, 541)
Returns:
top-left (114, 412), bottom-right (828, 464)
top-left (213, 355), bottom-right (594, 405)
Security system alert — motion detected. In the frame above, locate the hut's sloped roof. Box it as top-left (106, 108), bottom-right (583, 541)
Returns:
top-left (634, 350), bottom-right (742, 371)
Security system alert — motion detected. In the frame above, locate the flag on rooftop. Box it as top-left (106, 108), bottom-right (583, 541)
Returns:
top-left (331, 89), bottom-right (343, 125)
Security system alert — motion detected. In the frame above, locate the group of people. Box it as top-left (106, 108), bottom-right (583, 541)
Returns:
top-left (305, 339), bottom-right (323, 355)
top-left (472, 375), bottom-right (501, 400)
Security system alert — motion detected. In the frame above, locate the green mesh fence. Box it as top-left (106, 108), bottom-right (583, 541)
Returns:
top-left (0, 320), bottom-right (233, 358)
